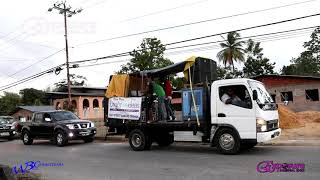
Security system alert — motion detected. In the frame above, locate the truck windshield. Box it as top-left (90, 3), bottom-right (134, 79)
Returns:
top-left (52, 112), bottom-right (79, 121)
top-left (0, 117), bottom-right (13, 124)
top-left (248, 81), bottom-right (274, 104)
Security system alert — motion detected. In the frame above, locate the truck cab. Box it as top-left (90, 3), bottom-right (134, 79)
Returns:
top-left (210, 79), bottom-right (280, 152)
top-left (104, 57), bottom-right (281, 154)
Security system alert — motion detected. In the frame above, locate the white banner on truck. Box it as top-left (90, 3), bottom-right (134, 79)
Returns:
top-left (108, 97), bottom-right (142, 120)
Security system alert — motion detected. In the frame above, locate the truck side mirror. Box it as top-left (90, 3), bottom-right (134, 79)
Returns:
top-left (252, 90), bottom-right (258, 101)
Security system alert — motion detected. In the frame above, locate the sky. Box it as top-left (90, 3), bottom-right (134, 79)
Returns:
top-left (0, 0), bottom-right (320, 95)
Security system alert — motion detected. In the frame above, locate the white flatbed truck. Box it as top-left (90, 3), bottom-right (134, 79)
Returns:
top-left (104, 57), bottom-right (281, 154)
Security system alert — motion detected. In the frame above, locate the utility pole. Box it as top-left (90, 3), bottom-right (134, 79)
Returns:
top-left (48, 2), bottom-right (82, 109)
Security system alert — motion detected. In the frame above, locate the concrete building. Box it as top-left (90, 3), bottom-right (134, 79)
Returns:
top-left (46, 86), bottom-right (107, 120)
top-left (254, 75), bottom-right (320, 112)
top-left (10, 106), bottom-right (55, 121)
top-left (46, 86), bottom-right (107, 137)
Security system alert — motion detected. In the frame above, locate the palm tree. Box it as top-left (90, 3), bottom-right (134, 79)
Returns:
top-left (217, 31), bottom-right (245, 72)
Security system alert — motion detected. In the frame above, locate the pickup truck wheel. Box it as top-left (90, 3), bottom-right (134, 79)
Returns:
top-left (128, 129), bottom-right (151, 151)
top-left (55, 131), bottom-right (68, 147)
top-left (22, 130), bottom-right (33, 145)
top-left (84, 137), bottom-right (94, 143)
top-left (216, 128), bottom-right (240, 154)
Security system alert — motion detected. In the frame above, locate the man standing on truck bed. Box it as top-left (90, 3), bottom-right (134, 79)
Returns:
top-left (163, 77), bottom-right (175, 120)
top-left (150, 80), bottom-right (167, 121)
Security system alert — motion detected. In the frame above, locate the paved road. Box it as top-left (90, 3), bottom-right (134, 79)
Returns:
top-left (0, 139), bottom-right (319, 180)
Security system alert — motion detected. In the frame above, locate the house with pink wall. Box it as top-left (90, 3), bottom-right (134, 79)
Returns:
top-left (46, 86), bottom-right (107, 120)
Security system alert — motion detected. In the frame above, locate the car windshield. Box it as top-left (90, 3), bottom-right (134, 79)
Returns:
top-left (52, 111), bottom-right (79, 121)
top-left (0, 117), bottom-right (14, 124)
top-left (248, 81), bottom-right (274, 104)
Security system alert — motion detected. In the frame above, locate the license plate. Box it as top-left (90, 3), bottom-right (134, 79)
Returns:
top-left (0, 132), bottom-right (10, 136)
top-left (79, 132), bottom-right (90, 136)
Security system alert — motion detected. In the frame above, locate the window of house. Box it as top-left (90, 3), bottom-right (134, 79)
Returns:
top-left (219, 85), bottom-right (252, 109)
top-left (281, 91), bottom-right (293, 102)
top-left (306, 89), bottom-right (319, 101)
top-left (93, 99), bottom-right (100, 117)
top-left (271, 94), bottom-right (276, 103)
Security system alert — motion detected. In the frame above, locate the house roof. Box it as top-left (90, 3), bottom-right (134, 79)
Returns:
top-left (16, 106), bottom-right (55, 113)
top-left (70, 86), bottom-right (107, 90)
top-left (46, 92), bottom-right (105, 97)
top-left (252, 74), bottom-right (320, 80)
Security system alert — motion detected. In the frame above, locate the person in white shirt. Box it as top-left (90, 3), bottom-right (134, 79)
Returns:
top-left (221, 88), bottom-right (243, 105)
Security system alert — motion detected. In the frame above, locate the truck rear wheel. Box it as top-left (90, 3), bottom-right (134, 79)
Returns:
top-left (22, 130), bottom-right (33, 145)
top-left (215, 128), bottom-right (240, 154)
top-left (128, 129), bottom-right (151, 151)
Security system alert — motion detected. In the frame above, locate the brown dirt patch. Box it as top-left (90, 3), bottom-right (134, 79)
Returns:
top-left (278, 105), bottom-right (304, 129)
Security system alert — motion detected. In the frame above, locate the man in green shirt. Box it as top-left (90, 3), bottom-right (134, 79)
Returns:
top-left (150, 81), bottom-right (167, 120)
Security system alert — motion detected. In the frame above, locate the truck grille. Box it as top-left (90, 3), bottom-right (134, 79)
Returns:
top-left (267, 119), bottom-right (278, 131)
top-left (73, 123), bottom-right (90, 129)
top-left (80, 123), bottom-right (87, 128)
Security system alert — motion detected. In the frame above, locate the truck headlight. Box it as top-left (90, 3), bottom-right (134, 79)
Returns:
top-left (10, 126), bottom-right (15, 130)
top-left (66, 124), bottom-right (75, 129)
top-left (257, 118), bottom-right (267, 132)
top-left (90, 122), bottom-right (95, 128)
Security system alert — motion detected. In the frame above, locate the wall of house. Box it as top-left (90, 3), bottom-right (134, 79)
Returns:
top-left (11, 109), bottom-right (33, 121)
top-left (263, 81), bottom-right (320, 112)
top-left (53, 96), bottom-right (106, 137)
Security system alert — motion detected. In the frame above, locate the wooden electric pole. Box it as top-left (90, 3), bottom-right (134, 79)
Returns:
top-left (48, 2), bottom-right (82, 108)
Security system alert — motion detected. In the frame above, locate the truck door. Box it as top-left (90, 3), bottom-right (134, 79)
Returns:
top-left (216, 84), bottom-right (256, 139)
top-left (32, 113), bottom-right (43, 137)
top-left (42, 113), bottom-right (55, 137)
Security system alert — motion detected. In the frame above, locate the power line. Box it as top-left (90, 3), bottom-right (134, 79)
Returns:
top-left (120, 0), bottom-right (208, 23)
top-left (1, 25), bottom-right (318, 91)
top-left (72, 25), bottom-right (316, 68)
top-left (74, 0), bottom-right (318, 47)
top-left (70, 17), bottom-right (320, 65)
top-left (165, 13), bottom-right (320, 46)
top-left (6, 49), bottom-right (64, 78)
top-left (165, 25), bottom-right (318, 51)
top-left (0, 64), bottom-right (65, 91)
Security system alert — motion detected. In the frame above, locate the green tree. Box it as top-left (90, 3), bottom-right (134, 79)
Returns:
top-left (217, 65), bottom-right (243, 80)
top-left (282, 27), bottom-right (320, 76)
top-left (19, 88), bottom-right (49, 105)
top-left (281, 51), bottom-right (320, 76)
top-left (217, 31), bottom-right (245, 71)
top-left (54, 74), bottom-right (87, 91)
top-left (118, 38), bottom-right (173, 73)
top-left (243, 39), bottom-right (275, 77)
top-left (0, 92), bottom-right (21, 115)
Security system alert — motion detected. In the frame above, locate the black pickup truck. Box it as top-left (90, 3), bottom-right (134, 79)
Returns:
top-left (19, 110), bottom-right (96, 147)
top-left (0, 116), bottom-right (16, 140)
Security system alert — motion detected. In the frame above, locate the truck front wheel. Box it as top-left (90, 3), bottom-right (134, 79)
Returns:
top-left (215, 128), bottom-right (240, 154)
top-left (128, 129), bottom-right (151, 151)
top-left (55, 130), bottom-right (68, 147)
